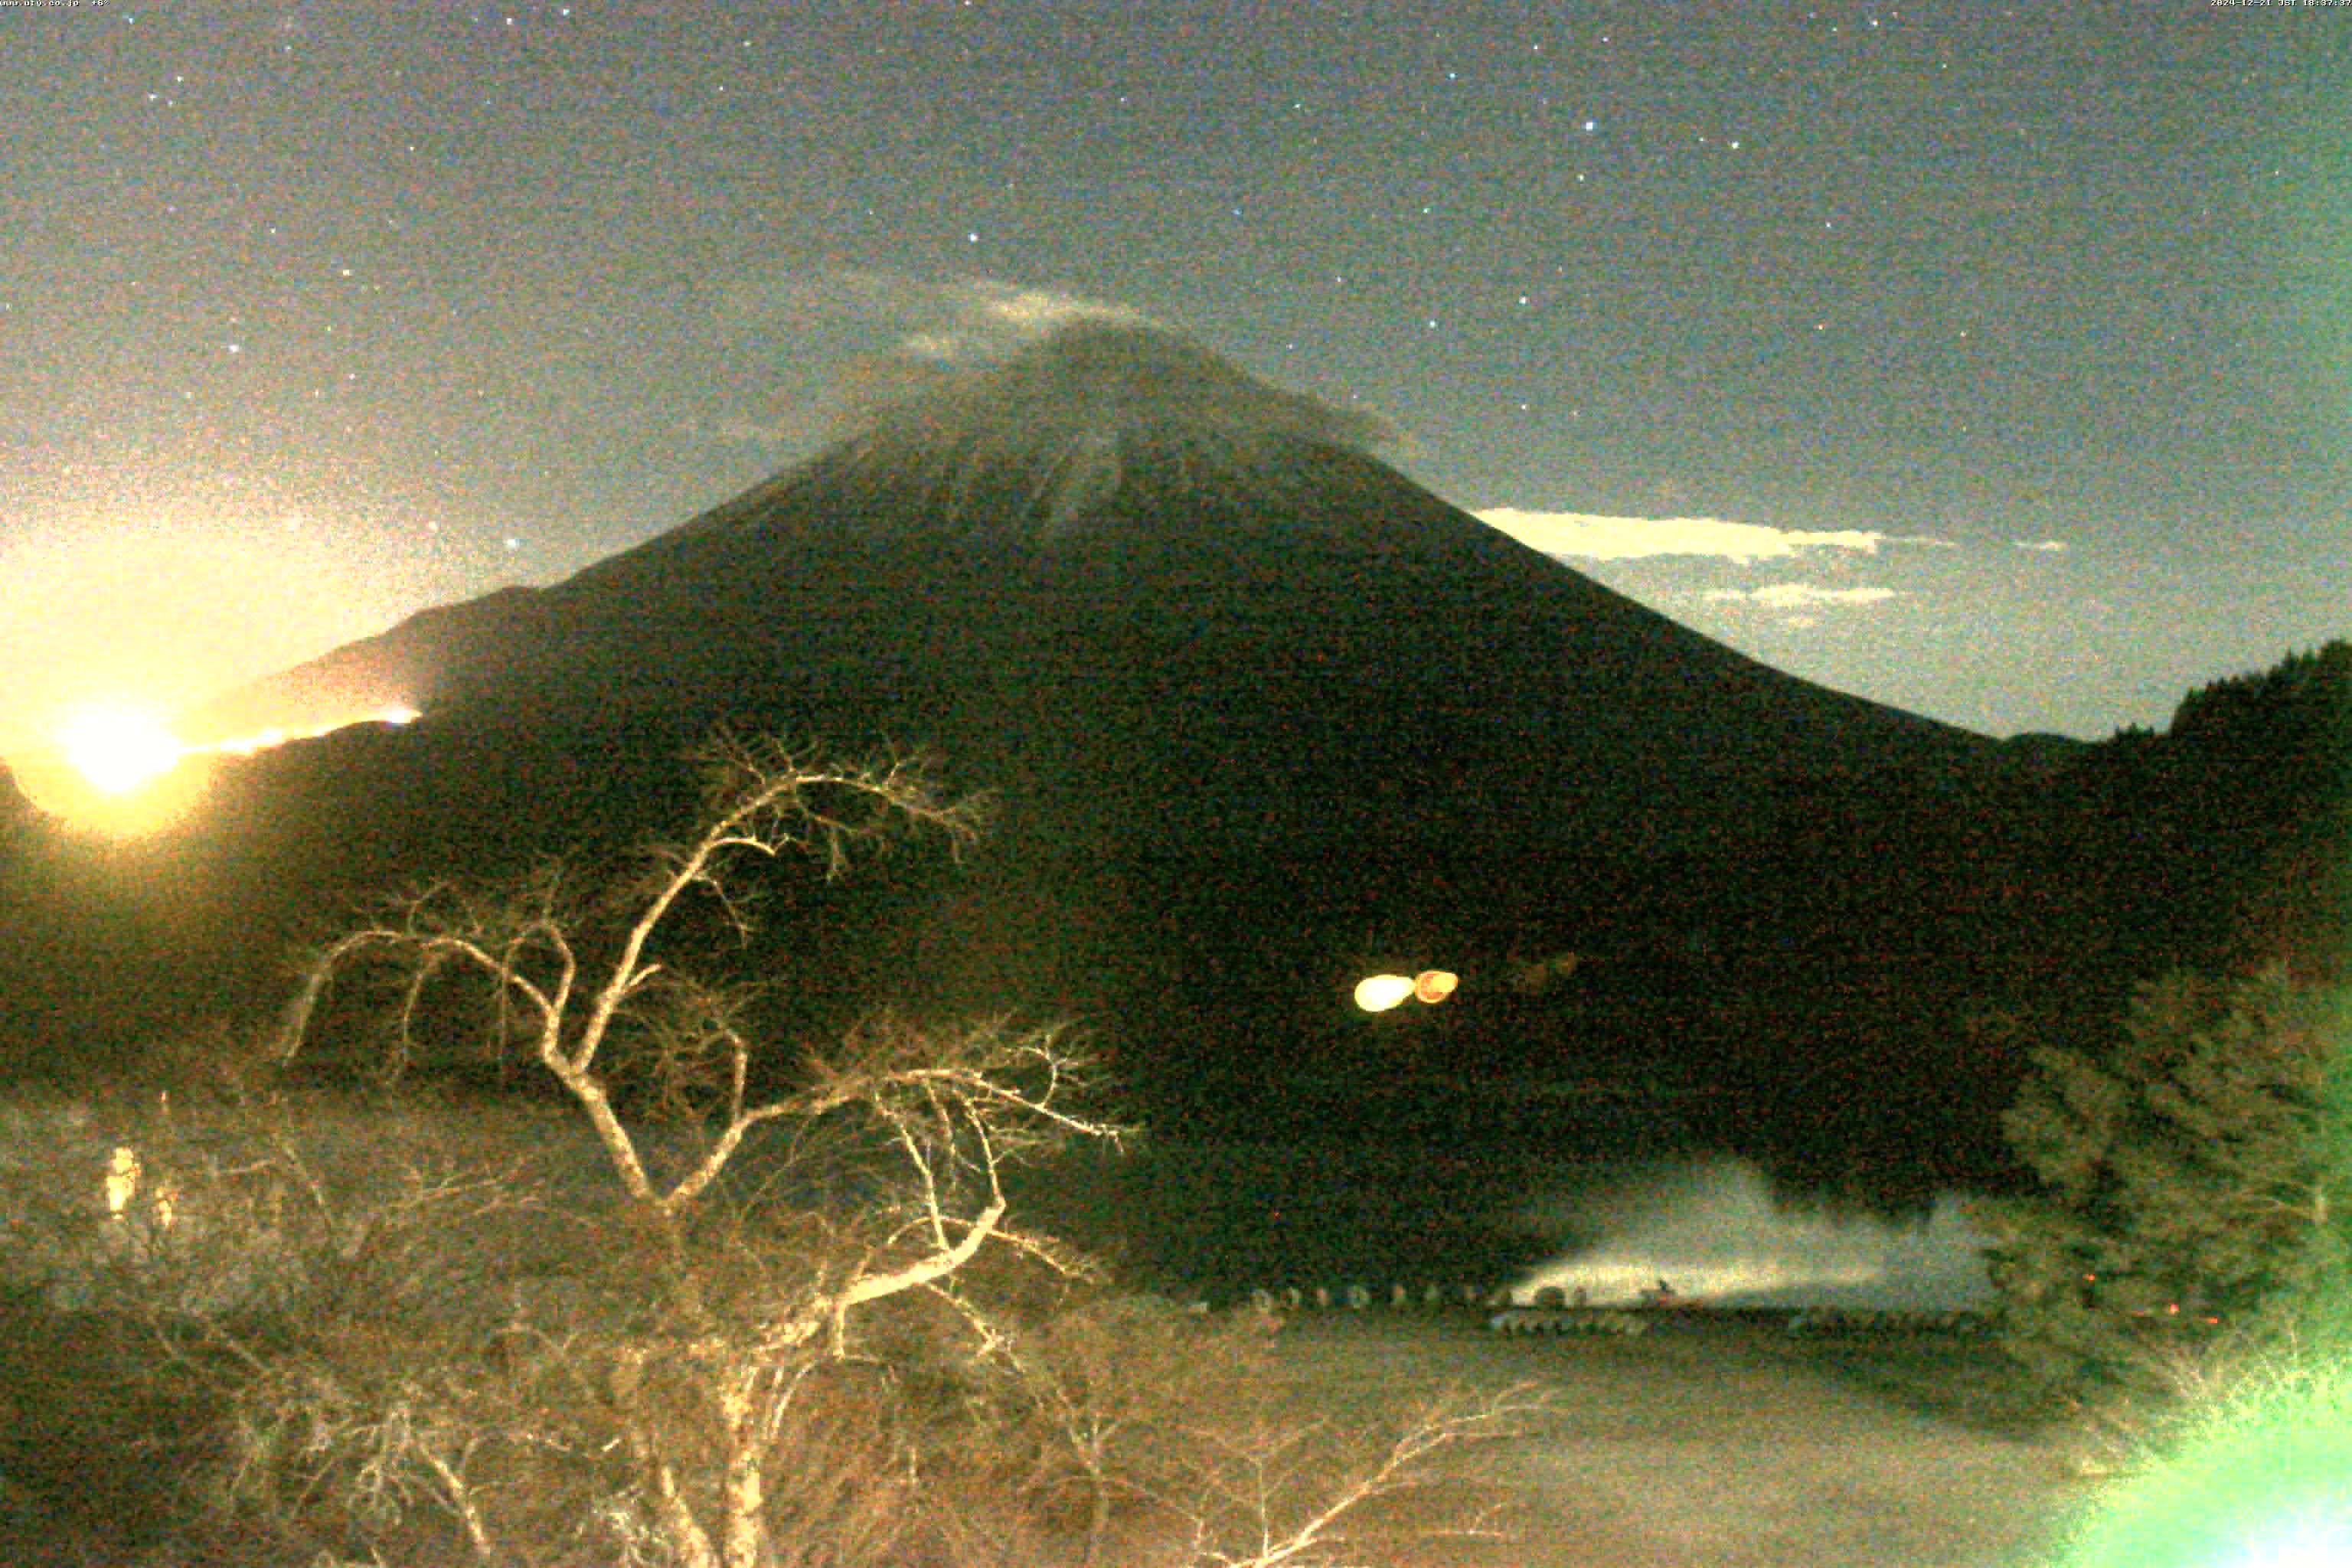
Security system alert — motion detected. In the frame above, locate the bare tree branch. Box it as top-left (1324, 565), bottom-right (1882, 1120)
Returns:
top-left (265, 736), bottom-right (1124, 1568)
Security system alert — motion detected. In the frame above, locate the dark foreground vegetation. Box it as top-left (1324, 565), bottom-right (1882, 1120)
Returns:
top-left (0, 743), bottom-right (1546, 1568)
top-left (0, 636), bottom-right (2344, 1563)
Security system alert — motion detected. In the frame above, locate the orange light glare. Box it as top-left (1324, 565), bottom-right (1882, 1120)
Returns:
top-left (1414, 969), bottom-right (1459, 1004)
top-left (60, 707), bottom-right (185, 795)
top-left (30, 697), bottom-right (420, 837)
top-left (208, 702), bottom-right (420, 756)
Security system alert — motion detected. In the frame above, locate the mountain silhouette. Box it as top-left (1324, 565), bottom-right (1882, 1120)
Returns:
top-left (194, 324), bottom-right (1988, 847)
top-left (103, 325), bottom-right (2041, 1159)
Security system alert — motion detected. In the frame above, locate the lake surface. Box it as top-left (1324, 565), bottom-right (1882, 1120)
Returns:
top-left (1017, 1131), bottom-right (2001, 1311)
top-left (3, 1087), bottom-right (2003, 1318)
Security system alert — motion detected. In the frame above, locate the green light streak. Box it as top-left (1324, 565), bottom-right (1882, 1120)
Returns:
top-left (2051, 988), bottom-right (2352, 1567)
top-left (2050, 1360), bottom-right (2352, 1568)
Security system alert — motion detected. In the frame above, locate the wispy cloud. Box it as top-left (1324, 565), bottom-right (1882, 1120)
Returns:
top-left (2011, 538), bottom-right (2069, 553)
top-left (720, 265), bottom-right (1148, 360)
top-left (681, 414), bottom-right (799, 447)
top-left (943, 279), bottom-right (1148, 345)
top-left (1475, 508), bottom-right (1895, 564)
top-left (1701, 583), bottom-right (1903, 609)
top-left (716, 264), bottom-right (1178, 446)
top-left (828, 315), bottom-right (1392, 538)
top-left (886, 278), bottom-right (1153, 364)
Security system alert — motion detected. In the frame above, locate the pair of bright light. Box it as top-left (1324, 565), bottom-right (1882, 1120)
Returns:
top-left (1353, 970), bottom-right (1459, 1013)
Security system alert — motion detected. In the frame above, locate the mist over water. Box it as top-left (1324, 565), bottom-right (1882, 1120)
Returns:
top-left (1504, 1155), bottom-right (1996, 1312)
top-left (1044, 1142), bottom-right (1997, 1308)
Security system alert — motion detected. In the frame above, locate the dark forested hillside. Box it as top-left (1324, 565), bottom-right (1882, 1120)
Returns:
top-left (2040, 642), bottom-right (2350, 988)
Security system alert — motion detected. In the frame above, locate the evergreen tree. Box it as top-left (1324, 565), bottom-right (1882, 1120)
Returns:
top-left (1978, 965), bottom-right (2352, 1405)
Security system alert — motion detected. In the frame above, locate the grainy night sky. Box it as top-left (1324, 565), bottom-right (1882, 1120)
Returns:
top-left (3, 1), bottom-right (2346, 766)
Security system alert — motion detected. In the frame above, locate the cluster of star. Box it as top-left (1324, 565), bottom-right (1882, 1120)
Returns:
top-left (2, 0), bottom-right (2325, 756)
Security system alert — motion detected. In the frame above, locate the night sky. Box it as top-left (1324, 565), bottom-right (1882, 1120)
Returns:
top-left (5, 2), bottom-right (2347, 769)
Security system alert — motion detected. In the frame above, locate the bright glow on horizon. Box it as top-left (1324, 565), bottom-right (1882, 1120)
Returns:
top-left (207, 703), bottom-right (417, 756)
top-left (58, 701), bottom-right (421, 787)
top-left (30, 701), bottom-right (422, 835)
top-left (0, 505), bottom-right (440, 766)
top-left (60, 707), bottom-right (185, 795)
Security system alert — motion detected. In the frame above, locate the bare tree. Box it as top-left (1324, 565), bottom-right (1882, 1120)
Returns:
top-left (1176, 1384), bottom-right (1547, 1568)
top-left (998, 1294), bottom-right (1550, 1568)
top-left (188, 735), bottom-right (1553, 1568)
top-left (275, 736), bottom-right (1126, 1568)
